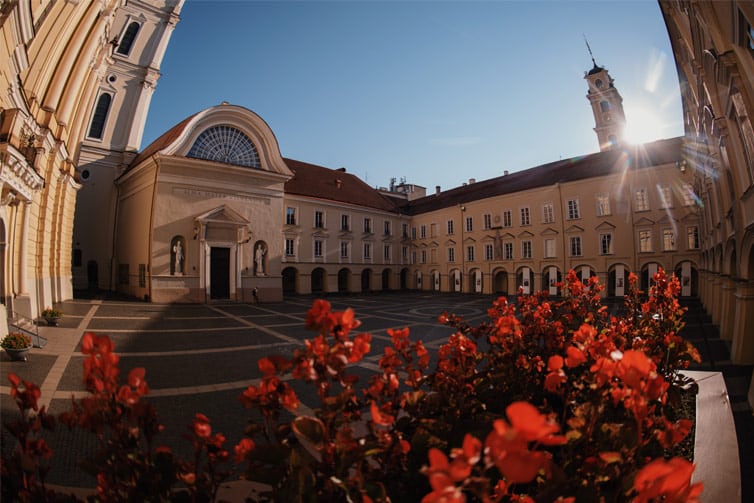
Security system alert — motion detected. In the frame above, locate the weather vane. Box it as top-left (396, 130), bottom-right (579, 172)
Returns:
top-left (583, 34), bottom-right (597, 67)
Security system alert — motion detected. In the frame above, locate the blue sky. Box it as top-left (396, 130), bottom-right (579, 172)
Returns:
top-left (143, 0), bottom-right (684, 192)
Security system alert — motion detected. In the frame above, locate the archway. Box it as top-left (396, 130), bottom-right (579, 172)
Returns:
top-left (640, 262), bottom-right (662, 292)
top-left (432, 270), bottom-right (441, 291)
top-left (493, 270), bottom-right (508, 295)
top-left (361, 269), bottom-right (372, 292)
top-left (282, 267), bottom-right (298, 294)
top-left (469, 268), bottom-right (482, 293)
top-left (338, 268), bottom-right (350, 293)
top-left (381, 268), bottom-right (392, 291)
top-left (516, 267), bottom-right (532, 294)
top-left (542, 266), bottom-right (561, 296)
top-left (400, 268), bottom-right (409, 290)
top-left (608, 264), bottom-right (630, 297)
top-left (450, 269), bottom-right (462, 292)
top-left (674, 261), bottom-right (698, 297)
top-left (312, 268), bottom-right (326, 294)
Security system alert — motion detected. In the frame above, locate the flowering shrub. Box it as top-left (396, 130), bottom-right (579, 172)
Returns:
top-left (1, 269), bottom-right (703, 502)
top-left (1, 332), bottom-right (32, 350)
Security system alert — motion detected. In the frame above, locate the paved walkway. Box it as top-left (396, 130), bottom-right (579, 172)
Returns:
top-left (1, 293), bottom-right (752, 500)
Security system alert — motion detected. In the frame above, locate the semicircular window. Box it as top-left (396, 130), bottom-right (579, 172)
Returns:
top-left (186, 125), bottom-right (261, 168)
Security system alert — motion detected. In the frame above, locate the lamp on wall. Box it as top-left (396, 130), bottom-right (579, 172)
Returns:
top-left (676, 159), bottom-right (688, 173)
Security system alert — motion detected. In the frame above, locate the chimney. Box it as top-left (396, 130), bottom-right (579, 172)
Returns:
top-left (469, 178), bottom-right (475, 184)
top-left (503, 170), bottom-right (509, 176)
top-left (435, 185), bottom-right (441, 195)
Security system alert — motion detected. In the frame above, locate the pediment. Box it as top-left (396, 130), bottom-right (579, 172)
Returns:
top-left (312, 230), bottom-right (330, 239)
top-left (657, 214), bottom-right (675, 224)
top-left (463, 236), bottom-right (476, 244)
top-left (635, 217), bottom-right (655, 226)
top-left (501, 232), bottom-right (515, 239)
top-left (195, 205), bottom-right (250, 226)
top-left (444, 239), bottom-right (457, 246)
top-left (518, 230), bottom-right (534, 238)
top-left (565, 224), bottom-right (584, 233)
top-left (540, 227), bottom-right (559, 236)
top-left (595, 221), bottom-right (616, 231)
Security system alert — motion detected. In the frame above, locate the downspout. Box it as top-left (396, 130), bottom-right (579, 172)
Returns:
top-left (147, 157), bottom-right (160, 302)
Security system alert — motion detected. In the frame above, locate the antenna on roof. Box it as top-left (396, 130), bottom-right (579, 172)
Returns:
top-left (583, 34), bottom-right (597, 67)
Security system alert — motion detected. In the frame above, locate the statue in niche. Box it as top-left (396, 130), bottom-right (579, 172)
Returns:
top-left (172, 238), bottom-right (184, 275)
top-left (255, 242), bottom-right (267, 276)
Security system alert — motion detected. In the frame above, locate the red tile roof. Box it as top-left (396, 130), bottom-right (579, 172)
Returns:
top-left (401, 137), bottom-right (684, 215)
top-left (283, 158), bottom-right (400, 212)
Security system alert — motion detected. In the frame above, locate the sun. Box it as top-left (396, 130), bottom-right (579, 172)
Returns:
top-left (624, 106), bottom-right (666, 145)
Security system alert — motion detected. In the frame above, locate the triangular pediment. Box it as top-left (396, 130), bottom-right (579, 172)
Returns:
top-left (595, 221), bottom-right (616, 231)
top-left (463, 236), bottom-right (476, 244)
top-left (541, 227), bottom-right (559, 236)
top-left (195, 205), bottom-right (250, 226)
top-left (565, 224), bottom-right (584, 233)
top-left (444, 239), bottom-right (457, 246)
top-left (635, 217), bottom-right (655, 226)
top-left (518, 230), bottom-right (534, 238)
top-left (679, 213), bottom-right (699, 223)
top-left (501, 232), bottom-right (515, 239)
top-left (658, 214), bottom-right (675, 224)
top-left (312, 229), bottom-right (330, 239)
top-left (482, 234), bottom-right (497, 242)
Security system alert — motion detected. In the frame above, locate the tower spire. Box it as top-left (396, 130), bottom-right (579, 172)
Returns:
top-left (582, 39), bottom-right (626, 151)
top-left (584, 34), bottom-right (597, 68)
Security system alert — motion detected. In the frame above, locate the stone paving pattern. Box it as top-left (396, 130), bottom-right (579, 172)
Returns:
top-left (1, 292), bottom-right (752, 500)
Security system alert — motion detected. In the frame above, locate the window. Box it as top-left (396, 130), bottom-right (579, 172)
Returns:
top-left (465, 216), bottom-right (473, 232)
top-left (569, 236), bottom-right (582, 257)
top-left (340, 241), bottom-right (349, 258)
top-left (739, 9), bottom-right (754, 50)
top-left (341, 214), bottom-right (350, 231)
top-left (567, 199), bottom-right (580, 219)
top-left (402, 223), bottom-right (409, 238)
top-left (447, 220), bottom-right (454, 235)
top-left (116, 21), bottom-right (140, 56)
top-left (681, 183), bottom-right (696, 206)
top-left (542, 203), bottom-right (554, 223)
top-left (687, 226), bottom-right (700, 250)
top-left (522, 240), bottom-right (532, 259)
top-left (286, 207), bottom-right (296, 225)
top-left (384, 221), bottom-right (391, 236)
top-left (285, 238), bottom-right (295, 256)
top-left (544, 238), bottom-right (556, 258)
top-left (635, 188), bottom-right (649, 211)
top-left (412, 251), bottom-right (417, 264)
top-left (599, 233), bottom-right (613, 255)
top-left (402, 246), bottom-right (408, 261)
top-left (363, 218), bottom-right (372, 233)
top-left (504, 242), bottom-right (513, 260)
top-left (596, 194), bottom-right (611, 216)
top-left (187, 126), bottom-right (260, 168)
top-left (420, 225), bottom-right (426, 238)
top-left (314, 211), bottom-right (324, 228)
top-left (411, 227), bottom-right (417, 239)
top-left (467, 245), bottom-right (475, 262)
top-left (639, 230), bottom-right (652, 252)
top-left (600, 100), bottom-right (610, 112)
top-left (88, 92), bottom-right (112, 139)
top-left (314, 240), bottom-right (323, 257)
top-left (663, 229), bottom-right (676, 251)
top-left (503, 210), bottom-right (512, 227)
top-left (363, 243), bottom-right (371, 259)
top-left (485, 243), bottom-right (494, 261)
top-left (520, 207), bottom-right (530, 226)
top-left (384, 245), bottom-right (391, 261)
top-left (448, 247), bottom-right (455, 262)
top-left (421, 250), bottom-right (427, 264)
top-left (483, 214), bottom-right (492, 229)
top-left (658, 185), bottom-right (673, 208)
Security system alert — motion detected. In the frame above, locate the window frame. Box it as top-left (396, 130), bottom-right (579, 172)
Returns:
top-left (567, 198), bottom-right (581, 220)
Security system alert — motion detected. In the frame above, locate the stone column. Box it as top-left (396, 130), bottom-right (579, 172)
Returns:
top-left (731, 281), bottom-right (754, 365)
top-left (710, 273), bottom-right (722, 325)
top-left (719, 276), bottom-right (737, 341)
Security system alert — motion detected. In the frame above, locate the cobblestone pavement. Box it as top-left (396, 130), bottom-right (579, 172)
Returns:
top-left (1, 292), bottom-right (752, 500)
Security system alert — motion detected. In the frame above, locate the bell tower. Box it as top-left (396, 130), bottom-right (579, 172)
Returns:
top-left (583, 39), bottom-right (626, 151)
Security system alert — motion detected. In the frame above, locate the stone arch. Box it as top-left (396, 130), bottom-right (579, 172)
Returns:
top-left (449, 268), bottom-right (462, 292)
top-left (723, 239), bottom-right (738, 278)
top-left (542, 266), bottom-right (562, 296)
top-left (361, 268), bottom-right (372, 292)
top-left (674, 260), bottom-right (699, 297)
top-left (381, 268), bottom-right (391, 291)
top-left (607, 263), bottom-right (631, 297)
top-left (516, 266), bottom-right (533, 294)
top-left (311, 267), bottom-right (326, 294)
top-left (282, 267), bottom-right (297, 294)
top-left (492, 268), bottom-right (509, 295)
top-left (640, 261), bottom-right (664, 291)
top-left (431, 269), bottom-right (441, 291)
top-left (469, 268), bottom-right (482, 293)
top-left (415, 270), bottom-right (423, 290)
top-left (338, 268), bottom-right (350, 293)
top-left (400, 268), bottom-right (409, 290)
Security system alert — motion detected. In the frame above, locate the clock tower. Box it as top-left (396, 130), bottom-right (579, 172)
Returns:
top-left (584, 41), bottom-right (626, 151)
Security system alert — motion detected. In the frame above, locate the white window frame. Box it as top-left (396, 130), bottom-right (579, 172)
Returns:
top-left (567, 198), bottom-right (581, 220)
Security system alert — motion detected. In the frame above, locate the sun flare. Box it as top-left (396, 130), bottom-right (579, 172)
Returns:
top-left (624, 106), bottom-right (666, 145)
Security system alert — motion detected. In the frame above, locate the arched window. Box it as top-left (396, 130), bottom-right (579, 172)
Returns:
top-left (116, 22), bottom-right (140, 56)
top-left (600, 100), bottom-right (611, 113)
top-left (88, 93), bottom-right (112, 139)
top-left (187, 125), bottom-right (261, 168)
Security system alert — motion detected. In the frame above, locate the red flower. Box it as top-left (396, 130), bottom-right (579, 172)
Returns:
top-left (233, 438), bottom-right (255, 463)
top-left (633, 457), bottom-right (703, 502)
top-left (192, 413), bottom-right (212, 439)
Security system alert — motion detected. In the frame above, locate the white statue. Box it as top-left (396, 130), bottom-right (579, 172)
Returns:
top-left (255, 243), bottom-right (266, 275)
top-left (173, 240), bottom-right (183, 274)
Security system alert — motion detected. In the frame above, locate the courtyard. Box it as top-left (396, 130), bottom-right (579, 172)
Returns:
top-left (1, 291), bottom-right (752, 499)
